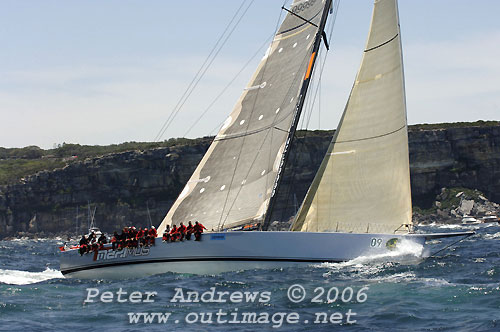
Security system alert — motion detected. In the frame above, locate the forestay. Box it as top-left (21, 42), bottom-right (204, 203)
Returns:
top-left (159, 0), bottom-right (328, 234)
top-left (292, 0), bottom-right (413, 234)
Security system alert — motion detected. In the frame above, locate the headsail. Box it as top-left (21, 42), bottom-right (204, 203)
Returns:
top-left (159, 0), bottom-right (329, 234)
top-left (292, 0), bottom-right (413, 234)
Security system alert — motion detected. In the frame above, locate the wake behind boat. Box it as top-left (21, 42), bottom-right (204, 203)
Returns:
top-left (60, 0), bottom-right (474, 278)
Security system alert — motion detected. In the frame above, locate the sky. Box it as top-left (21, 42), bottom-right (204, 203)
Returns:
top-left (0, 0), bottom-right (499, 149)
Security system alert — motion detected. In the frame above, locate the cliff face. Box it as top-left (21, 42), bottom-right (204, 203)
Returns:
top-left (409, 126), bottom-right (500, 207)
top-left (0, 142), bottom-right (212, 237)
top-left (0, 124), bottom-right (499, 238)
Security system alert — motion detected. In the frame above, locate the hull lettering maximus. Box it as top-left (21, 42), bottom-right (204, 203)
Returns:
top-left (95, 247), bottom-right (150, 261)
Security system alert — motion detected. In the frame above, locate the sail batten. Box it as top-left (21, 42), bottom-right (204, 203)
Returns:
top-left (158, 0), bottom-right (328, 235)
top-left (292, 0), bottom-right (412, 234)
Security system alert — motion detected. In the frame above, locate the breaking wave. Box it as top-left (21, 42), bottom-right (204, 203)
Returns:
top-left (484, 232), bottom-right (500, 240)
top-left (317, 239), bottom-right (425, 278)
top-left (0, 268), bottom-right (63, 285)
top-left (343, 238), bottom-right (423, 266)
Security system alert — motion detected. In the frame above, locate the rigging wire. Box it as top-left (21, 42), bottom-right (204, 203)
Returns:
top-left (428, 233), bottom-right (475, 258)
top-left (153, 0), bottom-right (255, 142)
top-left (208, 119), bottom-right (226, 137)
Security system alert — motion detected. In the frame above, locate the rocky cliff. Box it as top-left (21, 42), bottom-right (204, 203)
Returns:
top-left (0, 123), bottom-right (499, 238)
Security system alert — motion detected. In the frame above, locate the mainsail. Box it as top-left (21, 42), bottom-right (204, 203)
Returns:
top-left (159, 0), bottom-right (330, 234)
top-left (292, 0), bottom-right (413, 234)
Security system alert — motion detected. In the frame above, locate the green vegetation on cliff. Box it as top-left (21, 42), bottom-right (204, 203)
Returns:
top-left (0, 120), bottom-right (498, 186)
top-left (409, 120), bottom-right (499, 131)
top-left (0, 137), bottom-right (212, 185)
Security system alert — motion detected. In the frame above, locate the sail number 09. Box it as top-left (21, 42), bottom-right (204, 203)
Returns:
top-left (370, 238), bottom-right (383, 247)
top-left (311, 286), bottom-right (369, 303)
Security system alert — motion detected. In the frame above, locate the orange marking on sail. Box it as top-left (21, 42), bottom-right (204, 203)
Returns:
top-left (304, 52), bottom-right (316, 80)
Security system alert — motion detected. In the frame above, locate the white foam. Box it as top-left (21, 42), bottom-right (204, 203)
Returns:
top-left (353, 239), bottom-right (424, 265)
top-left (318, 239), bottom-right (425, 278)
top-left (435, 224), bottom-right (465, 229)
top-left (0, 268), bottom-right (63, 285)
top-left (484, 232), bottom-right (500, 240)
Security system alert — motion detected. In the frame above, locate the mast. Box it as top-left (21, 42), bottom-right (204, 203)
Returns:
top-left (262, 0), bottom-right (332, 231)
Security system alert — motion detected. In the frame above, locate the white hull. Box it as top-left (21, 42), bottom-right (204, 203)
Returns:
top-left (60, 231), bottom-right (434, 279)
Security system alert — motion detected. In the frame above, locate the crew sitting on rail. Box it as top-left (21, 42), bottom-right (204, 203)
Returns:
top-left (144, 227), bottom-right (151, 246)
top-left (78, 235), bottom-right (88, 256)
top-left (186, 221), bottom-right (194, 240)
top-left (91, 241), bottom-right (99, 253)
top-left (178, 222), bottom-right (187, 241)
top-left (170, 225), bottom-right (179, 242)
top-left (149, 226), bottom-right (157, 246)
top-left (133, 227), bottom-right (139, 247)
top-left (117, 227), bottom-right (126, 249)
top-left (111, 231), bottom-right (119, 250)
top-left (98, 233), bottom-right (107, 245)
top-left (136, 227), bottom-right (145, 246)
top-left (162, 225), bottom-right (171, 242)
top-left (193, 221), bottom-right (207, 241)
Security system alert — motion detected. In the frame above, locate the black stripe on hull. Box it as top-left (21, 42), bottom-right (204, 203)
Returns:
top-left (61, 257), bottom-right (344, 275)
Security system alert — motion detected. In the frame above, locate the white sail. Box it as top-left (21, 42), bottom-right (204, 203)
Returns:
top-left (292, 0), bottom-right (413, 234)
top-left (158, 0), bottom-right (329, 234)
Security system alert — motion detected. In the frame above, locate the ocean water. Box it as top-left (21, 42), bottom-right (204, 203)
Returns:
top-left (1, 224), bottom-right (499, 331)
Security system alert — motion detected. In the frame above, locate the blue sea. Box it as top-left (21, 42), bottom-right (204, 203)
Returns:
top-left (1, 224), bottom-right (499, 332)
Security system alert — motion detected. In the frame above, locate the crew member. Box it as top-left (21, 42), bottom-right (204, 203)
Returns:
top-left (170, 225), bottom-right (179, 242)
top-left (78, 235), bottom-right (88, 255)
top-left (136, 227), bottom-right (145, 247)
top-left (186, 221), bottom-right (194, 240)
top-left (111, 231), bottom-right (119, 250)
top-left (98, 233), bottom-right (107, 245)
top-left (178, 222), bottom-right (187, 241)
top-left (162, 225), bottom-right (171, 242)
top-left (193, 221), bottom-right (207, 241)
top-left (149, 226), bottom-right (157, 246)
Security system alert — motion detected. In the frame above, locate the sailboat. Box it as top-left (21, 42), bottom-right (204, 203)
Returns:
top-left (60, 0), bottom-right (473, 278)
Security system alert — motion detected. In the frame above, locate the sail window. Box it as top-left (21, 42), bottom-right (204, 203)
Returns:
top-left (306, 34), bottom-right (310, 40)
top-left (220, 185), bottom-right (226, 191)
top-left (221, 116), bottom-right (232, 130)
top-left (261, 170), bottom-right (266, 176)
top-left (262, 46), bottom-right (272, 60)
top-left (278, 47), bottom-right (283, 53)
top-left (290, 97), bottom-right (294, 103)
top-left (329, 150), bottom-right (356, 155)
top-left (258, 115), bottom-right (264, 120)
top-left (199, 188), bottom-right (205, 193)
top-left (275, 108), bottom-right (280, 114)
top-left (178, 185), bottom-right (189, 199)
top-left (240, 120), bottom-right (245, 125)
top-left (293, 42), bottom-right (298, 48)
